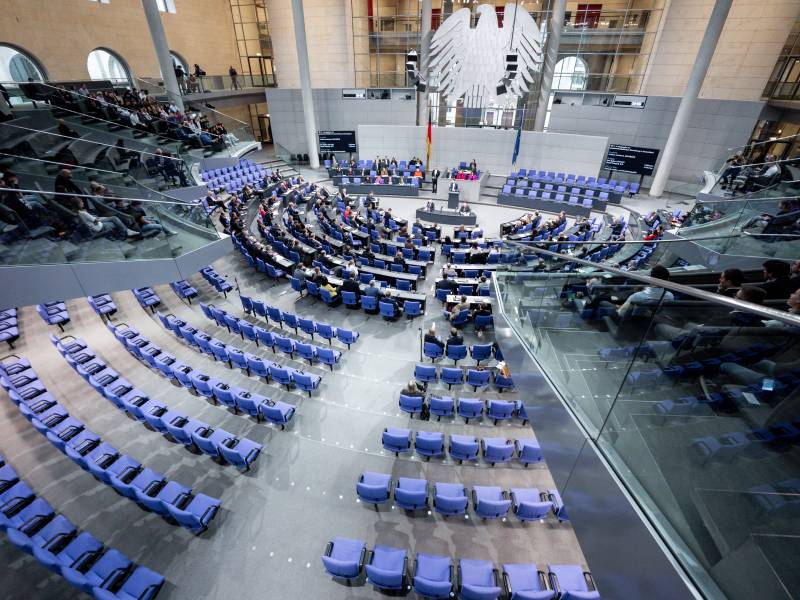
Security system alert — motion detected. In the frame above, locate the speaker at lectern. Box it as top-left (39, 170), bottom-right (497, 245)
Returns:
top-left (447, 181), bottom-right (460, 209)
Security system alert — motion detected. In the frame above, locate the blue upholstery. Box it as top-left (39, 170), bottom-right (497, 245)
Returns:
top-left (404, 301), bottom-right (422, 318)
top-left (379, 301), bottom-right (397, 320)
top-left (446, 344), bottom-right (467, 365)
top-left (322, 537), bottom-right (366, 580)
top-left (336, 328), bottom-right (359, 348)
top-left (357, 471), bottom-right (392, 505)
top-left (424, 343), bottom-right (444, 362)
top-left (516, 438), bottom-right (544, 466)
top-left (458, 559), bottom-right (502, 600)
top-left (414, 553), bottom-right (453, 598)
top-left (548, 564), bottom-right (600, 600)
top-left (457, 398), bottom-right (484, 423)
top-left (441, 367), bottom-right (464, 389)
top-left (415, 431), bottom-right (445, 460)
top-left (472, 486), bottom-right (511, 519)
top-left (366, 545), bottom-right (407, 590)
top-left (511, 488), bottom-right (553, 522)
top-left (399, 393), bottom-right (424, 417)
top-left (502, 563), bottom-right (554, 600)
top-left (414, 364), bottom-right (438, 384)
top-left (467, 369), bottom-right (491, 391)
top-left (433, 482), bottom-right (468, 516)
top-left (429, 395), bottom-right (454, 420)
top-left (482, 438), bottom-right (514, 466)
top-left (382, 427), bottom-right (412, 455)
top-left (394, 477), bottom-right (428, 510)
top-left (487, 400), bottom-right (516, 424)
top-left (449, 434), bottom-right (479, 463)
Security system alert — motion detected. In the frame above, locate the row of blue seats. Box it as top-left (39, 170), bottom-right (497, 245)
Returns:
top-left (0, 356), bottom-right (221, 533)
top-left (87, 294), bottom-right (117, 320)
top-left (424, 342), bottom-right (497, 366)
top-left (414, 364), bottom-right (513, 393)
top-left (0, 307), bottom-right (19, 348)
top-left (199, 266), bottom-right (234, 297)
top-left (382, 428), bottom-right (543, 466)
top-left (355, 472), bottom-right (566, 524)
top-left (750, 478), bottom-right (800, 516)
top-left (400, 394), bottom-right (528, 424)
top-left (239, 294), bottom-right (360, 348)
top-left (201, 303), bottom-right (342, 369)
top-left (37, 301), bottom-right (70, 330)
top-left (0, 452), bottom-right (165, 600)
top-left (132, 287), bottom-right (161, 313)
top-left (294, 279), bottom-right (426, 319)
top-left (510, 169), bottom-right (637, 193)
top-left (691, 422), bottom-right (800, 466)
top-left (108, 322), bottom-right (295, 429)
top-left (170, 280), bottom-right (198, 303)
top-left (323, 539), bottom-right (596, 599)
top-left (157, 312), bottom-right (322, 396)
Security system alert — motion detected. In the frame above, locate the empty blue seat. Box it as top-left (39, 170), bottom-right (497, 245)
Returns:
top-left (441, 367), bottom-right (464, 390)
top-left (548, 564), bottom-right (600, 599)
top-left (399, 393), bottom-right (424, 417)
top-left (366, 545), bottom-right (407, 591)
top-left (429, 395), bottom-right (454, 420)
top-left (414, 364), bottom-right (438, 384)
top-left (446, 344), bottom-right (467, 365)
top-left (415, 431), bottom-right (445, 460)
top-left (458, 559), bottom-right (502, 600)
top-left (317, 347), bottom-right (341, 370)
top-left (293, 371), bottom-right (321, 396)
top-left (449, 434), bottom-right (479, 463)
top-left (502, 563), bottom-right (554, 600)
top-left (511, 488), bottom-right (553, 522)
top-left (473, 486), bottom-right (511, 519)
top-left (404, 301), bottom-right (422, 318)
top-left (322, 537), bottom-right (366, 581)
top-left (482, 438), bottom-right (514, 466)
top-left (394, 477), bottom-right (428, 510)
top-left (424, 342), bottom-right (444, 362)
top-left (336, 328), bottom-right (359, 348)
top-left (357, 471), bottom-right (392, 505)
top-left (515, 438), bottom-right (544, 466)
top-left (457, 397), bottom-right (483, 423)
top-left (414, 553), bottom-right (453, 599)
top-left (466, 369), bottom-right (490, 391)
top-left (487, 399), bottom-right (516, 424)
top-left (433, 482), bottom-right (468, 516)
top-left (382, 427), bottom-right (412, 455)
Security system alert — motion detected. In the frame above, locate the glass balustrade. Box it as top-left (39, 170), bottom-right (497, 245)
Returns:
top-left (494, 242), bottom-right (800, 600)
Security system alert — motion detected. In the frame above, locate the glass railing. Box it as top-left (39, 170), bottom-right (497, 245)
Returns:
top-left (138, 73), bottom-right (274, 96)
top-left (0, 182), bottom-right (221, 266)
top-left (494, 242), bottom-right (800, 600)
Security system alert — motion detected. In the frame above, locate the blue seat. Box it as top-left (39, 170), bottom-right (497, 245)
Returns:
top-left (446, 344), bottom-right (467, 365)
top-left (494, 372), bottom-right (514, 392)
top-left (317, 323), bottom-right (336, 344)
top-left (295, 342), bottom-right (317, 365)
top-left (414, 553), bottom-right (453, 599)
top-left (282, 313), bottom-right (300, 334)
top-left (458, 559), bottom-right (502, 600)
top-left (515, 438), bottom-right (544, 466)
top-left (470, 344), bottom-right (493, 366)
top-left (451, 309), bottom-right (471, 328)
top-left (399, 393), bottom-right (424, 417)
top-left (321, 537), bottom-right (366, 581)
top-left (317, 347), bottom-right (341, 370)
top-left (361, 295), bottom-right (378, 313)
top-left (336, 328), bottom-right (359, 348)
top-left (449, 434), bottom-right (479, 463)
top-left (293, 371), bottom-right (321, 396)
top-left (366, 545), bottom-right (407, 591)
top-left (415, 431), bottom-right (445, 460)
top-left (260, 399), bottom-right (296, 429)
top-left (473, 486), bottom-right (511, 519)
top-left (457, 397), bottom-right (483, 423)
top-left (466, 369), bottom-right (490, 391)
top-left (394, 477), bottom-right (428, 510)
top-left (298, 318), bottom-right (316, 338)
top-left (548, 564), bottom-right (600, 600)
top-left (414, 364), bottom-right (438, 384)
top-left (424, 342), bottom-right (444, 362)
top-left (356, 471), bottom-right (392, 505)
top-left (404, 301), bottom-right (422, 318)
top-left (502, 563), bottom-right (554, 600)
top-left (429, 395), bottom-right (454, 420)
top-left (268, 364), bottom-right (294, 389)
top-left (474, 314), bottom-right (493, 332)
top-left (511, 488), bottom-right (553, 522)
top-left (441, 367), bottom-right (463, 390)
top-left (433, 482), bottom-right (468, 516)
top-left (482, 437), bottom-right (514, 466)
top-left (379, 301), bottom-right (397, 320)
top-left (487, 399), bottom-right (516, 424)
top-left (382, 427), bottom-right (412, 455)
top-left (342, 291), bottom-right (359, 308)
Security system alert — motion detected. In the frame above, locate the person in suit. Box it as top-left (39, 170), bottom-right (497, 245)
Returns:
top-left (761, 260), bottom-right (793, 300)
top-left (424, 327), bottom-right (444, 349)
top-left (469, 158), bottom-right (477, 173)
top-left (312, 267), bottom-right (328, 287)
top-left (431, 168), bottom-right (441, 193)
top-left (449, 181), bottom-right (459, 192)
top-left (341, 272), bottom-right (361, 299)
top-left (364, 280), bottom-right (381, 297)
top-left (717, 268), bottom-right (744, 297)
top-left (446, 327), bottom-right (463, 349)
top-left (381, 288), bottom-right (400, 320)
top-left (436, 272), bottom-right (457, 294)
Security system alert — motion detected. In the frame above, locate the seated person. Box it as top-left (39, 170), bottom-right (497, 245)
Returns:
top-left (761, 259), bottom-right (793, 300)
top-left (436, 272), bottom-right (457, 294)
top-left (477, 276), bottom-right (491, 294)
top-left (341, 272), bottom-right (361, 298)
top-left (424, 327), bottom-right (444, 349)
top-left (442, 263), bottom-right (457, 278)
top-left (444, 295), bottom-right (471, 321)
top-left (717, 268), bottom-right (744, 297)
top-left (401, 380), bottom-right (425, 396)
top-left (446, 327), bottom-right (463, 349)
top-left (311, 267), bottom-right (328, 287)
top-left (364, 279), bottom-right (381, 297)
top-left (128, 201), bottom-right (176, 237)
top-left (77, 199), bottom-right (137, 240)
top-left (472, 302), bottom-right (492, 320)
top-left (615, 265), bottom-right (674, 320)
top-left (380, 288), bottom-right (400, 320)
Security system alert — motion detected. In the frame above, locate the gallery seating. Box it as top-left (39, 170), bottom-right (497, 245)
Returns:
top-left (36, 301), bottom-right (70, 330)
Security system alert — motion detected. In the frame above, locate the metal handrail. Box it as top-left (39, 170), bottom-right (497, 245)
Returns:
top-left (0, 151), bottom-right (138, 178)
top-left (722, 131), bottom-right (800, 155)
top-left (0, 185), bottom-right (202, 207)
top-left (502, 239), bottom-right (800, 327)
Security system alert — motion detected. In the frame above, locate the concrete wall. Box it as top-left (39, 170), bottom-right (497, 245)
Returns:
top-left (357, 125), bottom-right (609, 178)
top-left (642, 0), bottom-right (800, 101)
top-left (547, 96), bottom-right (764, 185)
top-left (0, 0), bottom-right (239, 81)
top-left (266, 0), bottom-right (355, 89)
top-left (266, 87), bottom-right (417, 156)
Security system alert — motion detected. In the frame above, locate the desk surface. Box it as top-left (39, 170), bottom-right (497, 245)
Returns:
top-left (445, 295), bottom-right (494, 307)
top-left (335, 182), bottom-right (420, 197)
top-left (324, 274), bottom-right (427, 304)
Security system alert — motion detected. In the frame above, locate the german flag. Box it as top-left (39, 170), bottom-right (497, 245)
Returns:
top-left (425, 109), bottom-right (432, 171)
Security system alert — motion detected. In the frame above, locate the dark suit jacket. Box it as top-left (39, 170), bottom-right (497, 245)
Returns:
top-left (424, 334), bottom-right (444, 349)
top-left (342, 279), bottom-right (360, 296)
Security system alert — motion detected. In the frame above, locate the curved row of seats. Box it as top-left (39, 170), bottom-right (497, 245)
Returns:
top-left (87, 294), bottom-right (117, 320)
top-left (170, 280), bottom-right (198, 303)
top-left (200, 266), bottom-right (234, 297)
top-left (424, 342), bottom-right (499, 366)
top-left (414, 364), bottom-right (514, 393)
top-left (322, 537), bottom-right (598, 599)
top-left (107, 322), bottom-right (295, 429)
top-left (1, 308), bottom-right (20, 348)
top-left (356, 471), bottom-right (560, 523)
top-left (691, 423), bottom-right (800, 466)
top-left (157, 312), bottom-right (322, 396)
top-left (37, 301), bottom-right (70, 331)
top-left (382, 428), bottom-right (543, 466)
top-left (0, 452), bottom-right (165, 600)
top-left (133, 287), bottom-right (161, 313)
top-left (200, 303), bottom-right (343, 369)
top-left (0, 356), bottom-right (220, 532)
top-left (400, 394), bottom-right (529, 425)
top-left (238, 293), bottom-right (361, 348)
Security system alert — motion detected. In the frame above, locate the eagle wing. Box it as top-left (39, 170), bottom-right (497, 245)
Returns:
top-left (428, 8), bottom-right (472, 100)
top-left (501, 3), bottom-right (544, 97)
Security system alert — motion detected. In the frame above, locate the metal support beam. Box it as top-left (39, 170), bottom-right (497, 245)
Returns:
top-left (532, 0), bottom-right (567, 132)
top-left (290, 0), bottom-right (320, 169)
top-left (141, 0), bottom-right (183, 111)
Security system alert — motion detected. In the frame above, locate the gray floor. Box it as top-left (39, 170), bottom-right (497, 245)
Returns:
top-left (0, 186), bottom-right (590, 599)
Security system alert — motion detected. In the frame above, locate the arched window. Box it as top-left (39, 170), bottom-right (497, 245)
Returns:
top-left (0, 44), bottom-right (46, 82)
top-left (170, 51), bottom-right (188, 74)
top-left (553, 56), bottom-right (588, 91)
top-left (87, 48), bottom-right (131, 83)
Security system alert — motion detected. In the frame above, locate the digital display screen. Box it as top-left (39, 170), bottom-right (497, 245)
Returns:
top-left (603, 144), bottom-right (660, 176)
top-left (318, 130), bottom-right (357, 153)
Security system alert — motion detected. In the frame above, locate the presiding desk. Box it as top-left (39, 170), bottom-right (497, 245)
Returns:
top-left (445, 295), bottom-right (494, 310)
top-left (416, 207), bottom-right (477, 226)
top-left (332, 177), bottom-right (419, 197)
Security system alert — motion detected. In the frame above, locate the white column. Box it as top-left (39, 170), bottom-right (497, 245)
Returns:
top-left (291, 0), bottom-right (320, 169)
top-left (649, 0), bottom-right (733, 197)
top-left (532, 0), bottom-right (567, 132)
top-left (417, 0), bottom-right (433, 126)
top-left (141, 0), bottom-right (183, 111)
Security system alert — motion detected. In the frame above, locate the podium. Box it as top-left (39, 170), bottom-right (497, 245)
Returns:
top-left (447, 189), bottom-right (460, 210)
